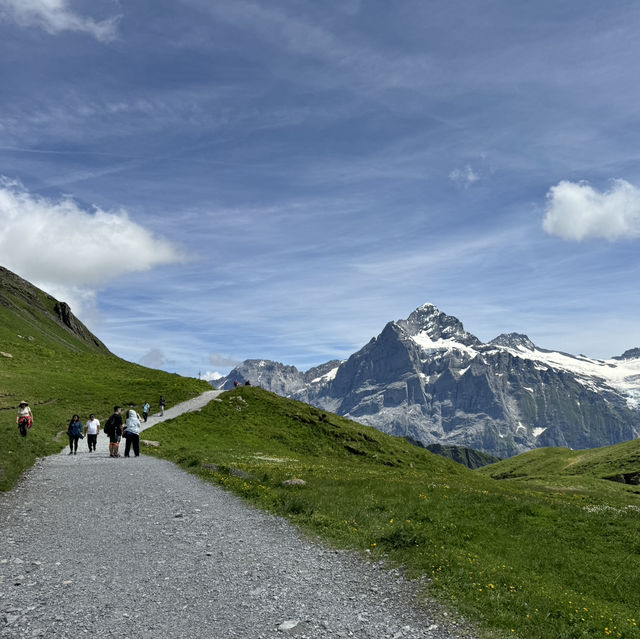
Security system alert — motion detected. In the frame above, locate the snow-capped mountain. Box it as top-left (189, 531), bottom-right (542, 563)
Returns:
top-left (218, 304), bottom-right (640, 457)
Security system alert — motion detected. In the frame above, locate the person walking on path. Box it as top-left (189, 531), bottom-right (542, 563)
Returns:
top-left (159, 396), bottom-right (166, 416)
top-left (67, 415), bottom-right (84, 455)
top-left (84, 413), bottom-right (100, 452)
top-left (124, 406), bottom-right (141, 457)
top-left (142, 401), bottom-right (150, 422)
top-left (16, 400), bottom-right (33, 435)
top-left (105, 406), bottom-right (123, 458)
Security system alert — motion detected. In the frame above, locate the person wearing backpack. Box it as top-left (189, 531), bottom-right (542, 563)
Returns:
top-left (142, 401), bottom-right (150, 422)
top-left (105, 406), bottom-right (123, 458)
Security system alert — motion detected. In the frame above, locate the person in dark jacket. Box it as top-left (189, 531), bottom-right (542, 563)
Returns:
top-left (105, 406), bottom-right (124, 458)
top-left (67, 415), bottom-right (84, 455)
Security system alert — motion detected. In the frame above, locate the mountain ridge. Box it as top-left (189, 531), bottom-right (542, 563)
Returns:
top-left (218, 303), bottom-right (640, 458)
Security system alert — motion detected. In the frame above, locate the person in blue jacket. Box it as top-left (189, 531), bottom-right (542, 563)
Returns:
top-left (67, 414), bottom-right (84, 455)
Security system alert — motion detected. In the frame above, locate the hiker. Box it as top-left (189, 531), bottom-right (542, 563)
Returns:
top-left (124, 405), bottom-right (141, 457)
top-left (244, 379), bottom-right (251, 386)
top-left (104, 406), bottom-right (124, 458)
top-left (142, 401), bottom-right (150, 422)
top-left (233, 380), bottom-right (240, 388)
top-left (159, 396), bottom-right (166, 416)
top-left (85, 413), bottom-right (100, 452)
top-left (17, 401), bottom-right (33, 434)
top-left (67, 415), bottom-right (84, 455)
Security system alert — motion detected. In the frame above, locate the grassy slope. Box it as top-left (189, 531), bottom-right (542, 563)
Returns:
top-left (145, 387), bottom-right (639, 639)
top-left (0, 276), bottom-right (210, 490)
top-left (479, 441), bottom-right (640, 500)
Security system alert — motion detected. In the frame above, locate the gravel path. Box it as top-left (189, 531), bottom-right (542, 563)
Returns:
top-left (0, 392), bottom-right (474, 639)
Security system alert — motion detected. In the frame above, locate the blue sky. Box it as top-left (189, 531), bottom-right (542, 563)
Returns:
top-left (1, 0), bottom-right (640, 378)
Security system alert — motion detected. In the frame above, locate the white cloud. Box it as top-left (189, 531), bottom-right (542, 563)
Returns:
top-left (0, 178), bottom-right (184, 316)
top-left (0, 0), bottom-right (119, 42)
top-left (202, 371), bottom-right (223, 382)
top-left (139, 348), bottom-right (167, 369)
top-left (543, 179), bottom-right (640, 241)
top-left (209, 352), bottom-right (240, 367)
top-left (449, 165), bottom-right (479, 189)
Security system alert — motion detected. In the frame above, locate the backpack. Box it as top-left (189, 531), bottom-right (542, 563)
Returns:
top-left (104, 414), bottom-right (116, 437)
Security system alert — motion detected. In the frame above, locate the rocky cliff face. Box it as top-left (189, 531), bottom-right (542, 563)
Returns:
top-left (54, 301), bottom-right (108, 351)
top-left (0, 265), bottom-right (109, 353)
top-left (219, 304), bottom-right (640, 457)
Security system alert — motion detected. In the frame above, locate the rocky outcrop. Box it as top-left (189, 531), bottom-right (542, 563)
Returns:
top-left (423, 443), bottom-right (501, 469)
top-left (613, 348), bottom-right (640, 360)
top-left (0, 265), bottom-right (109, 353)
top-left (54, 301), bottom-right (108, 350)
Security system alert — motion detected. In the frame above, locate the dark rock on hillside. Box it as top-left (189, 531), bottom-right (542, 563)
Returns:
top-left (0, 265), bottom-right (109, 353)
top-left (604, 470), bottom-right (640, 485)
top-left (423, 443), bottom-right (501, 469)
top-left (54, 301), bottom-right (107, 350)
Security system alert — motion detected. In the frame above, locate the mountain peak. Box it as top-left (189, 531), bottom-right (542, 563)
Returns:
top-left (490, 333), bottom-right (537, 351)
top-left (397, 304), bottom-right (481, 347)
top-left (612, 347), bottom-right (640, 361)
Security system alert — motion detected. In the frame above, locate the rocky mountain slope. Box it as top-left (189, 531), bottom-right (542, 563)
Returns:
top-left (0, 265), bottom-right (108, 353)
top-left (219, 304), bottom-right (640, 457)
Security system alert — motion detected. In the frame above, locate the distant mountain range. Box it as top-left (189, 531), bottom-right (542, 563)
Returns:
top-left (218, 304), bottom-right (640, 458)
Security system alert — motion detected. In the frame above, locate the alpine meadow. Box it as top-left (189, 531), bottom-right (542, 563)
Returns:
top-left (2, 267), bottom-right (639, 639)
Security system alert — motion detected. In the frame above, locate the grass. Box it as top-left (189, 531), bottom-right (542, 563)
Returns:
top-left (0, 281), bottom-right (210, 490)
top-left (3, 268), bottom-right (639, 637)
top-left (144, 387), bottom-right (640, 639)
top-left (479, 441), bottom-right (640, 501)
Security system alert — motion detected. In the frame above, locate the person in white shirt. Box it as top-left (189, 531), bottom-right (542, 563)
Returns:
top-left (85, 413), bottom-right (100, 452)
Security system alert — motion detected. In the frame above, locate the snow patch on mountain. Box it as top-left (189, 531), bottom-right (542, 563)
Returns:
top-left (410, 331), bottom-right (480, 358)
top-left (496, 345), bottom-right (640, 409)
top-left (310, 366), bottom-right (340, 384)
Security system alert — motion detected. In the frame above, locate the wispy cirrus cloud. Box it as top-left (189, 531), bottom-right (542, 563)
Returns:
top-left (0, 0), bottom-right (119, 41)
top-left (194, 0), bottom-right (436, 94)
top-left (449, 165), bottom-right (480, 189)
top-left (543, 179), bottom-right (640, 241)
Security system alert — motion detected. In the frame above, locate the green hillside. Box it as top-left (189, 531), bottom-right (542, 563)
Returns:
top-left (479, 439), bottom-right (640, 498)
top-left (3, 265), bottom-right (640, 638)
top-left (0, 266), bottom-right (210, 490)
top-left (145, 387), bottom-right (639, 639)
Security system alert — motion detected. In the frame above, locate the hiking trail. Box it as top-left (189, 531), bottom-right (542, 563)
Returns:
top-left (0, 391), bottom-right (473, 639)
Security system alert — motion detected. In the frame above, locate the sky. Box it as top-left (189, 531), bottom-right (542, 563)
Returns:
top-left (1, 0), bottom-right (640, 379)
